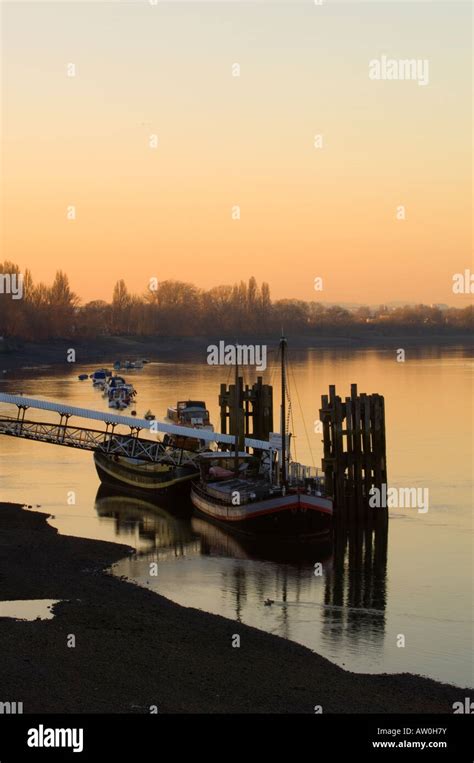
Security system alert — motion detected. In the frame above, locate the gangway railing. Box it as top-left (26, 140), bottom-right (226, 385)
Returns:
top-left (0, 415), bottom-right (198, 465)
top-left (0, 393), bottom-right (275, 462)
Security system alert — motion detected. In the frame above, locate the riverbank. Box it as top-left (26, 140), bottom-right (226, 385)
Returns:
top-left (0, 502), bottom-right (469, 713)
top-left (0, 333), bottom-right (472, 373)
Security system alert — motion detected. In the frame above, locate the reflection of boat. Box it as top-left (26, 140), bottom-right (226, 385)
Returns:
top-left (191, 516), bottom-right (333, 564)
top-left (94, 451), bottom-right (198, 494)
top-left (190, 337), bottom-right (333, 539)
top-left (94, 485), bottom-right (332, 565)
top-left (94, 485), bottom-right (197, 555)
top-left (113, 360), bottom-right (144, 371)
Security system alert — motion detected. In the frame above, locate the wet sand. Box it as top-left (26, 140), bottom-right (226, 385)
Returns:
top-left (0, 334), bottom-right (471, 373)
top-left (0, 502), bottom-right (470, 714)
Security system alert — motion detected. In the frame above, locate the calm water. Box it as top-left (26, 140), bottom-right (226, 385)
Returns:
top-left (0, 599), bottom-right (60, 621)
top-left (0, 347), bottom-right (472, 687)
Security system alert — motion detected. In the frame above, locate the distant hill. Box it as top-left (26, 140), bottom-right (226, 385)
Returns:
top-left (316, 301), bottom-right (451, 312)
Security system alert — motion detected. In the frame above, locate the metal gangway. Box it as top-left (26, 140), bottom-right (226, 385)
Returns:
top-left (0, 393), bottom-right (273, 467)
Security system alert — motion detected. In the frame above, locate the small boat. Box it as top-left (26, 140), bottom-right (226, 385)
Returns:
top-left (190, 337), bottom-right (333, 539)
top-left (90, 369), bottom-right (108, 387)
top-left (108, 388), bottom-right (131, 409)
top-left (107, 379), bottom-right (137, 409)
top-left (165, 400), bottom-right (214, 451)
top-left (167, 400), bottom-right (211, 427)
top-left (78, 373), bottom-right (88, 381)
top-left (106, 375), bottom-right (136, 397)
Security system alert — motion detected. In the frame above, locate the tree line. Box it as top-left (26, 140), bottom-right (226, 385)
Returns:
top-left (0, 261), bottom-right (472, 341)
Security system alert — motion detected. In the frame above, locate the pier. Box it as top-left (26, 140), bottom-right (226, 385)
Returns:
top-left (0, 383), bottom-right (388, 523)
top-left (0, 393), bottom-right (273, 467)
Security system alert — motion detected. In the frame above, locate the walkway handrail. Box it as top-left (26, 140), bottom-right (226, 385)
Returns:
top-left (0, 393), bottom-right (273, 451)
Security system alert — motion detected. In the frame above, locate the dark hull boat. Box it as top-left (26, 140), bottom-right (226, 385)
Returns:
top-left (191, 481), bottom-right (333, 539)
top-left (94, 452), bottom-right (197, 495)
top-left (93, 399), bottom-right (215, 495)
top-left (190, 336), bottom-right (334, 538)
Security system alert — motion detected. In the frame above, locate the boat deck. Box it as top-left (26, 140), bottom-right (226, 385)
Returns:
top-left (205, 478), bottom-right (279, 504)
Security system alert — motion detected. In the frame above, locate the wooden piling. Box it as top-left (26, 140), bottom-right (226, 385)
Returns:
top-left (320, 384), bottom-right (387, 523)
top-left (219, 376), bottom-right (273, 444)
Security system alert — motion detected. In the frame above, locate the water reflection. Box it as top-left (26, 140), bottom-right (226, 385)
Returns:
top-left (0, 599), bottom-right (61, 621)
top-left (2, 347), bottom-right (470, 685)
top-left (94, 486), bottom-right (199, 560)
top-left (322, 521), bottom-right (388, 652)
top-left (94, 486), bottom-right (388, 645)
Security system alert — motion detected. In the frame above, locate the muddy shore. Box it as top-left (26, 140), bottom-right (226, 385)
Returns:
top-left (0, 334), bottom-right (471, 373)
top-left (0, 502), bottom-right (470, 714)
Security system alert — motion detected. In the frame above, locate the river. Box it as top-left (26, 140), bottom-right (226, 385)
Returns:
top-left (0, 345), bottom-right (472, 687)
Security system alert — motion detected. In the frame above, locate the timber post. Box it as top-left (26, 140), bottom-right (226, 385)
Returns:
top-left (219, 376), bottom-right (273, 443)
top-left (320, 384), bottom-right (387, 522)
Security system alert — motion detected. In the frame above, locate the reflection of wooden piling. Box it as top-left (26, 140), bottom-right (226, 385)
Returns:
top-left (322, 519), bottom-right (388, 634)
top-left (320, 384), bottom-right (387, 522)
top-left (219, 377), bottom-right (273, 446)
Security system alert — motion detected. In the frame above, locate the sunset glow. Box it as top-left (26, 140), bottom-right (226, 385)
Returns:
top-left (2, 1), bottom-right (472, 305)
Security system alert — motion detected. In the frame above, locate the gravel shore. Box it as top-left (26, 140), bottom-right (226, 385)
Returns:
top-left (0, 503), bottom-right (470, 714)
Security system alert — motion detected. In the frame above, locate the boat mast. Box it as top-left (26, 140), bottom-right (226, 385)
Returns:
top-left (280, 334), bottom-right (287, 487)
top-left (234, 343), bottom-right (239, 476)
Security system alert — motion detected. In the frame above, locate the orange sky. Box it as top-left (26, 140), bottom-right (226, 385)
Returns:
top-left (2, 1), bottom-right (472, 306)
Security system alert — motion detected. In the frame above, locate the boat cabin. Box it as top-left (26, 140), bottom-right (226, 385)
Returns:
top-left (91, 370), bottom-right (107, 382)
top-left (108, 376), bottom-right (127, 389)
top-left (198, 452), bottom-right (260, 480)
top-left (196, 452), bottom-right (274, 505)
top-left (167, 400), bottom-right (211, 427)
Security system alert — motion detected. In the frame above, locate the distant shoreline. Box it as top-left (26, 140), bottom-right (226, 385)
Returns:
top-left (0, 333), bottom-right (472, 373)
top-left (0, 502), bottom-right (470, 713)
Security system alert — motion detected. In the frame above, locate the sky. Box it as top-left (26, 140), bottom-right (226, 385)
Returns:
top-left (1, 0), bottom-right (472, 306)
